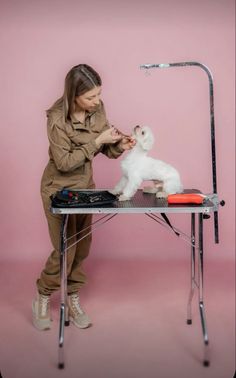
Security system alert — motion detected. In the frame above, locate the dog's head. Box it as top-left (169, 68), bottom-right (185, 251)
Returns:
top-left (133, 125), bottom-right (155, 151)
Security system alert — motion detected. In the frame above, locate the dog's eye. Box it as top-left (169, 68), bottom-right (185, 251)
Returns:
top-left (141, 131), bottom-right (145, 135)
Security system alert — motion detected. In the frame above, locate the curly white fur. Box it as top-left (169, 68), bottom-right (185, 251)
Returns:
top-left (112, 125), bottom-right (183, 201)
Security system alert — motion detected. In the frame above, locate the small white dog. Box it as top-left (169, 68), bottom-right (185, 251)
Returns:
top-left (112, 125), bottom-right (183, 201)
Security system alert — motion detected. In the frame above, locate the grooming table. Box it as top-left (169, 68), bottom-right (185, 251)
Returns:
top-left (51, 188), bottom-right (221, 369)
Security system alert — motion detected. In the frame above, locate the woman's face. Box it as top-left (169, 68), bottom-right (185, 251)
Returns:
top-left (75, 86), bottom-right (102, 112)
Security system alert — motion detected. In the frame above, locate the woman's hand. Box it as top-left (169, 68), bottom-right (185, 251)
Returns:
top-left (118, 136), bottom-right (136, 151)
top-left (95, 127), bottom-right (122, 148)
top-left (95, 126), bottom-right (136, 151)
top-left (114, 128), bottom-right (136, 151)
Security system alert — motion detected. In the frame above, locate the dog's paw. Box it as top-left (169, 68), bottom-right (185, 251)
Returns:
top-left (118, 194), bottom-right (131, 201)
top-left (109, 189), bottom-right (116, 195)
top-left (156, 191), bottom-right (168, 199)
top-left (109, 189), bottom-right (121, 195)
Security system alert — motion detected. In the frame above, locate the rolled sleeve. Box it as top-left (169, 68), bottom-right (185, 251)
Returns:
top-left (101, 142), bottom-right (124, 159)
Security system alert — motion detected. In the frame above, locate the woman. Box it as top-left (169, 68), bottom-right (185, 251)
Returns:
top-left (32, 64), bottom-right (134, 331)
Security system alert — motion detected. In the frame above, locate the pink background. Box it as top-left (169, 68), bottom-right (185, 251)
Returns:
top-left (0, 2), bottom-right (235, 378)
top-left (0, 0), bottom-right (235, 262)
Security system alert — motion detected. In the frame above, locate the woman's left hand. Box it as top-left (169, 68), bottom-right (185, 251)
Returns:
top-left (118, 136), bottom-right (136, 151)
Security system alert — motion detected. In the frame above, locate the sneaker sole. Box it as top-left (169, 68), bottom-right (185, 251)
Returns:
top-left (69, 316), bottom-right (92, 329)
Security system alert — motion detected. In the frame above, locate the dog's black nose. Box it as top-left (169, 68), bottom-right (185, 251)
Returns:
top-left (134, 125), bottom-right (141, 131)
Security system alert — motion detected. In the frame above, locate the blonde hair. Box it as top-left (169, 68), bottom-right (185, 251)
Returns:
top-left (48, 64), bottom-right (102, 122)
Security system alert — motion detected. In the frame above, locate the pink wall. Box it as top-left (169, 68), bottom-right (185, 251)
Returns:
top-left (0, 0), bottom-right (235, 262)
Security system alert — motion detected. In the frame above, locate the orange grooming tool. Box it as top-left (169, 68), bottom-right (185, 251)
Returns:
top-left (167, 193), bottom-right (206, 204)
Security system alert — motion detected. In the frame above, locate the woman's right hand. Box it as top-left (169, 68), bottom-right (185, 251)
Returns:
top-left (95, 127), bottom-right (122, 148)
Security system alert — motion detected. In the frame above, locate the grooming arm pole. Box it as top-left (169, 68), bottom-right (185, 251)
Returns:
top-left (140, 61), bottom-right (219, 243)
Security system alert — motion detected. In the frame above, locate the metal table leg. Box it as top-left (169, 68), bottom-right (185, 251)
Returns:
top-left (56, 213), bottom-right (117, 369)
top-left (198, 213), bottom-right (210, 367)
top-left (186, 213), bottom-right (210, 366)
top-left (58, 214), bottom-right (69, 369)
top-left (187, 213), bottom-right (196, 324)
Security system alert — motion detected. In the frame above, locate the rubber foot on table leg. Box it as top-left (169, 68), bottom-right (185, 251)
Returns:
top-left (65, 320), bottom-right (70, 326)
top-left (187, 319), bottom-right (192, 325)
top-left (58, 363), bottom-right (64, 369)
top-left (203, 360), bottom-right (210, 367)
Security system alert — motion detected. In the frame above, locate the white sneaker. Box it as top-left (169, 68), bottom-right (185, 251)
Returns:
top-left (32, 293), bottom-right (51, 330)
top-left (68, 293), bottom-right (91, 329)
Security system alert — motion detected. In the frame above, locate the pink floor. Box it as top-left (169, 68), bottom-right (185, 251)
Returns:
top-left (0, 258), bottom-right (235, 378)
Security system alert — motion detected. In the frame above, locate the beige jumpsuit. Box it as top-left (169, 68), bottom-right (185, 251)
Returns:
top-left (37, 99), bottom-right (123, 295)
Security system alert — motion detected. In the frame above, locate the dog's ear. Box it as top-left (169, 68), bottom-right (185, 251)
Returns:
top-left (142, 131), bottom-right (155, 151)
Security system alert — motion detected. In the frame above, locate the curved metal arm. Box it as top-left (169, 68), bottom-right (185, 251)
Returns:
top-left (140, 62), bottom-right (219, 243)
